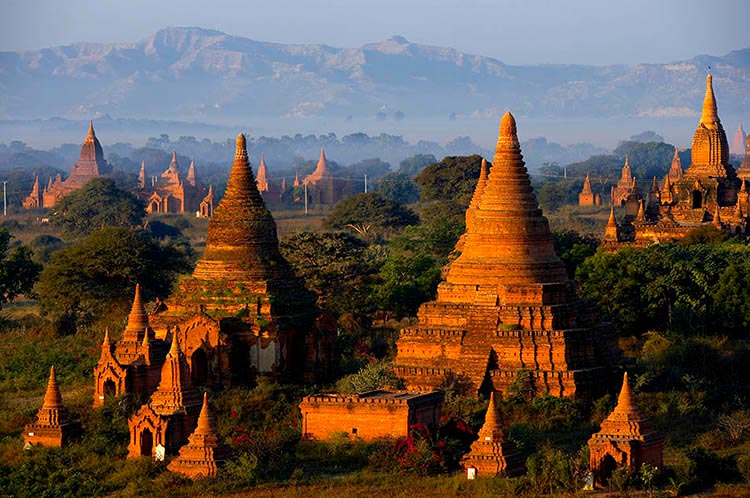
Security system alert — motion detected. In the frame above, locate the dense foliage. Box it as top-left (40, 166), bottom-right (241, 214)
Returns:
top-left (0, 228), bottom-right (41, 307)
top-left (34, 226), bottom-right (193, 332)
top-left (50, 177), bottom-right (146, 236)
top-left (415, 154), bottom-right (484, 205)
top-left (325, 192), bottom-right (419, 234)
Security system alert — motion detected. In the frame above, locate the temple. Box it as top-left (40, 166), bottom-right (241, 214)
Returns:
top-left (605, 74), bottom-right (745, 248)
top-left (578, 173), bottom-right (602, 206)
top-left (127, 335), bottom-right (202, 458)
top-left (149, 134), bottom-right (331, 385)
top-left (141, 152), bottom-right (207, 214)
top-left (167, 393), bottom-right (233, 478)
top-left (611, 157), bottom-right (641, 216)
top-left (24, 366), bottom-right (82, 447)
top-left (303, 148), bottom-right (350, 206)
top-left (461, 393), bottom-right (524, 477)
top-left (588, 373), bottom-right (664, 487)
top-left (299, 390), bottom-right (444, 441)
top-left (731, 123), bottom-right (746, 156)
top-left (393, 112), bottom-right (620, 399)
top-left (92, 285), bottom-right (169, 406)
top-left (254, 154), bottom-right (284, 205)
top-left (23, 121), bottom-right (110, 209)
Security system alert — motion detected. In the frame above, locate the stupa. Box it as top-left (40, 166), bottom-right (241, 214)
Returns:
top-left (167, 392), bottom-right (233, 478)
top-left (394, 112), bottom-right (620, 398)
top-left (588, 373), bottom-right (663, 487)
top-left (24, 366), bottom-right (82, 447)
top-left (302, 147), bottom-right (348, 206)
top-left (578, 174), bottom-right (601, 206)
top-left (127, 335), bottom-right (202, 458)
top-left (150, 134), bottom-right (327, 385)
top-left (461, 392), bottom-right (524, 477)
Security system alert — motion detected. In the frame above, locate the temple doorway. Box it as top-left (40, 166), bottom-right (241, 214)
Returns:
top-left (103, 379), bottom-right (116, 398)
top-left (597, 453), bottom-right (617, 486)
top-left (692, 190), bottom-right (702, 208)
top-left (140, 429), bottom-right (153, 457)
top-left (191, 348), bottom-right (208, 386)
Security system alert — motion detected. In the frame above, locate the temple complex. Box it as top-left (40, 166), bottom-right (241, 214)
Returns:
top-left (141, 152), bottom-right (207, 214)
top-left (254, 154), bottom-right (284, 205)
top-left (393, 112), bottom-right (620, 399)
top-left (303, 148), bottom-right (350, 206)
top-left (23, 121), bottom-right (111, 209)
top-left (461, 393), bottom-right (524, 477)
top-left (167, 393), bottom-right (233, 478)
top-left (731, 123), bottom-right (746, 156)
top-left (24, 366), bottom-right (82, 447)
top-left (588, 373), bottom-right (664, 487)
top-left (127, 335), bottom-right (202, 458)
top-left (93, 285), bottom-right (169, 406)
top-left (578, 174), bottom-right (602, 206)
top-left (299, 390), bottom-right (444, 441)
top-left (605, 74), bottom-right (745, 249)
top-left (149, 134), bottom-right (330, 385)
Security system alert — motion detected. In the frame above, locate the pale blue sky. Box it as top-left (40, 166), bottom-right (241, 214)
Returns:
top-left (1, 0), bottom-right (748, 65)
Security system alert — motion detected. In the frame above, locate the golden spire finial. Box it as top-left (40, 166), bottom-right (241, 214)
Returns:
top-left (43, 365), bottom-right (64, 409)
top-left (235, 133), bottom-right (247, 159)
top-left (87, 120), bottom-right (95, 138)
top-left (499, 112), bottom-right (518, 140)
top-left (607, 205), bottom-right (617, 227)
top-left (613, 372), bottom-right (636, 415)
top-left (701, 73), bottom-right (720, 126)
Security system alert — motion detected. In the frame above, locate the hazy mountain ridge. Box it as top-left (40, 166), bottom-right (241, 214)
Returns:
top-left (1, 27), bottom-right (748, 121)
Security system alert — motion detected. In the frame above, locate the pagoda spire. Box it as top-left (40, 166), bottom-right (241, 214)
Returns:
top-left (446, 111), bottom-right (568, 286)
top-left (477, 392), bottom-right (505, 442)
top-left (87, 120), bottom-right (95, 139)
top-left (123, 284), bottom-right (150, 341)
top-left (701, 74), bottom-right (720, 127)
top-left (150, 334), bottom-right (200, 415)
top-left (187, 158), bottom-right (197, 186)
top-left (166, 392), bottom-right (233, 478)
top-left (613, 372), bottom-right (639, 417)
top-left (43, 365), bottom-right (64, 413)
top-left (582, 173), bottom-right (593, 193)
top-left (256, 153), bottom-right (270, 192)
top-left (305, 147), bottom-right (332, 184)
top-left (24, 365), bottom-right (81, 447)
top-left (635, 199), bottom-right (646, 221)
top-left (193, 133), bottom-right (284, 281)
top-left (469, 158), bottom-right (489, 209)
top-left (167, 151), bottom-right (179, 172)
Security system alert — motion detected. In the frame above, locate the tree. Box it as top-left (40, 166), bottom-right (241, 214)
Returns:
top-left (612, 141), bottom-right (675, 179)
top-left (34, 227), bottom-right (193, 333)
top-left (415, 155), bottom-right (484, 206)
top-left (325, 193), bottom-right (418, 233)
top-left (398, 154), bottom-right (436, 177)
top-left (50, 177), bottom-right (146, 236)
top-left (279, 232), bottom-right (379, 320)
top-left (374, 252), bottom-right (441, 320)
top-left (552, 230), bottom-right (599, 278)
top-left (0, 229), bottom-right (42, 308)
top-left (377, 172), bottom-right (420, 204)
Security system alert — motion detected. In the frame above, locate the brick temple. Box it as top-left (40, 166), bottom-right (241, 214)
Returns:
top-left (23, 121), bottom-right (111, 209)
top-left (299, 390), bottom-right (444, 441)
top-left (588, 373), bottom-right (664, 487)
top-left (606, 74), bottom-right (747, 247)
top-left (140, 152), bottom-right (209, 215)
top-left (149, 134), bottom-right (332, 385)
top-left (393, 112), bottom-right (620, 399)
top-left (24, 366), bottom-right (81, 447)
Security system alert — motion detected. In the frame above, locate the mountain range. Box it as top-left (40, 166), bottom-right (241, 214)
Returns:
top-left (1, 27), bottom-right (748, 123)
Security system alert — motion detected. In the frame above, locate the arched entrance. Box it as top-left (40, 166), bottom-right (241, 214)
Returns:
top-left (140, 428), bottom-right (154, 457)
top-left (191, 348), bottom-right (209, 386)
top-left (692, 190), bottom-right (702, 208)
top-left (103, 379), bottom-right (116, 398)
top-left (597, 453), bottom-right (618, 486)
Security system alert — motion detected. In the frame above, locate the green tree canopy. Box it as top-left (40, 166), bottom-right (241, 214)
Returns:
top-left (279, 231), bottom-right (380, 320)
top-left (398, 154), bottom-right (436, 177)
top-left (415, 155), bottom-right (484, 205)
top-left (0, 229), bottom-right (42, 307)
top-left (50, 177), bottom-right (146, 237)
top-left (34, 227), bottom-right (193, 333)
top-left (376, 172), bottom-right (420, 205)
top-left (612, 141), bottom-right (676, 179)
top-left (325, 192), bottom-right (419, 233)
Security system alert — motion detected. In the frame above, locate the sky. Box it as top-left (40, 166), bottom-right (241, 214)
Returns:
top-left (1, 0), bottom-right (748, 65)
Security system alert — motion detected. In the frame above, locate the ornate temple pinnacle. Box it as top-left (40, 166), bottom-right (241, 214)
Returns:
top-left (235, 133), bottom-right (247, 159)
top-left (701, 74), bottom-right (720, 126)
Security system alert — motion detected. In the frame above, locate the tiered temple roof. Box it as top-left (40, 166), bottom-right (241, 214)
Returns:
top-left (394, 112), bottom-right (620, 399)
top-left (461, 393), bottom-right (524, 476)
top-left (167, 392), bottom-right (233, 478)
top-left (24, 366), bottom-right (81, 447)
top-left (588, 373), bottom-right (664, 486)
